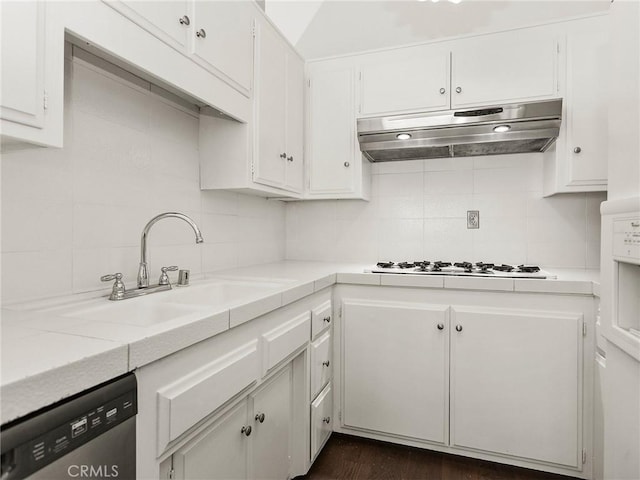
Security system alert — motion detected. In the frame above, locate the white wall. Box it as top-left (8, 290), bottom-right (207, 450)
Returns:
top-left (1, 49), bottom-right (286, 304)
top-left (286, 155), bottom-right (604, 268)
top-left (296, 0), bottom-right (610, 59)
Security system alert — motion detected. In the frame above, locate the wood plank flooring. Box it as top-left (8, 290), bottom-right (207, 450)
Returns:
top-left (297, 434), bottom-right (579, 480)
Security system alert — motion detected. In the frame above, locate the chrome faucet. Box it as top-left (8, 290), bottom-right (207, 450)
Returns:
top-left (137, 212), bottom-right (204, 288)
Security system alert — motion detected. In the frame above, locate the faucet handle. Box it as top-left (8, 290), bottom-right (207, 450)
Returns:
top-left (101, 273), bottom-right (123, 282)
top-left (159, 266), bottom-right (179, 286)
top-left (100, 273), bottom-right (126, 300)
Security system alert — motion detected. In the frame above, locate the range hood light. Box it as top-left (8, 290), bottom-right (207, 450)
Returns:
top-left (396, 133), bottom-right (412, 140)
top-left (493, 125), bottom-right (511, 133)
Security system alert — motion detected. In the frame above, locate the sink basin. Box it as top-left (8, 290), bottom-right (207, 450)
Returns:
top-left (62, 299), bottom-right (206, 327)
top-left (164, 279), bottom-right (285, 306)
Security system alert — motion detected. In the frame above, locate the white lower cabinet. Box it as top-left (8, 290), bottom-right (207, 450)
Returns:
top-left (250, 367), bottom-right (292, 480)
top-left (342, 300), bottom-right (448, 444)
top-left (450, 306), bottom-right (582, 467)
top-left (335, 286), bottom-right (593, 479)
top-left (171, 399), bottom-right (250, 480)
top-left (138, 290), bottom-right (333, 479)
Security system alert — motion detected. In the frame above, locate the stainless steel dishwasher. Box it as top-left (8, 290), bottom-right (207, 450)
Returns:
top-left (1, 373), bottom-right (137, 480)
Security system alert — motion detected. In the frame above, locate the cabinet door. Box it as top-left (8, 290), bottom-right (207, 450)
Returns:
top-left (342, 300), bottom-right (449, 444)
top-left (284, 51), bottom-right (305, 193)
top-left (310, 331), bottom-right (332, 399)
top-left (451, 28), bottom-right (558, 108)
top-left (307, 66), bottom-right (358, 195)
top-left (250, 367), bottom-right (292, 480)
top-left (172, 400), bottom-right (249, 480)
top-left (254, 21), bottom-right (286, 189)
top-left (565, 18), bottom-right (608, 187)
top-left (192, 1), bottom-right (253, 92)
top-left (117, 1), bottom-right (190, 48)
top-left (0, 1), bottom-right (45, 128)
top-left (359, 46), bottom-right (450, 116)
top-left (450, 307), bottom-right (582, 467)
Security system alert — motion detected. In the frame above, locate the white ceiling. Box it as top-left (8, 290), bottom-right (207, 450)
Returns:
top-left (266, 1), bottom-right (610, 59)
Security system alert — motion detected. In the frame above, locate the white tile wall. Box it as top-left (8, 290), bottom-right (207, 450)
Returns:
top-left (286, 154), bottom-right (606, 268)
top-left (1, 51), bottom-right (286, 303)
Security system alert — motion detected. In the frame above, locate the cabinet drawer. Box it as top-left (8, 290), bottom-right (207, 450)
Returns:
top-left (311, 300), bottom-right (332, 338)
top-left (311, 382), bottom-right (333, 461)
top-left (157, 340), bottom-right (259, 451)
top-left (262, 311), bottom-right (310, 375)
top-left (311, 331), bottom-right (332, 398)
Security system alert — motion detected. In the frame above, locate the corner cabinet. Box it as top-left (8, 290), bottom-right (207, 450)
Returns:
top-left (0, 1), bottom-right (63, 148)
top-left (305, 60), bottom-right (371, 200)
top-left (544, 14), bottom-right (609, 195)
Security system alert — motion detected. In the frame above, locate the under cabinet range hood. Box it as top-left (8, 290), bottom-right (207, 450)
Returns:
top-left (357, 99), bottom-right (562, 162)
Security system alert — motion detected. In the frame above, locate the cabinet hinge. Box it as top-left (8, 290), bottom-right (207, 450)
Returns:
top-left (557, 42), bottom-right (560, 54)
top-left (308, 78), bottom-right (311, 88)
top-left (250, 161), bottom-right (255, 174)
top-left (168, 468), bottom-right (175, 479)
top-left (582, 449), bottom-right (587, 464)
top-left (338, 410), bottom-right (342, 422)
top-left (43, 91), bottom-right (48, 110)
top-left (583, 321), bottom-right (587, 337)
top-left (252, 21), bottom-right (256, 38)
top-left (339, 305), bottom-right (342, 318)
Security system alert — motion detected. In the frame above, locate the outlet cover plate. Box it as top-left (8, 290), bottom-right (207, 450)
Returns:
top-left (467, 210), bottom-right (479, 229)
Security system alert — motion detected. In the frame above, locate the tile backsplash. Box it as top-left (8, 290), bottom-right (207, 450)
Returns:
top-left (1, 50), bottom-right (285, 303)
top-left (286, 156), bottom-right (605, 267)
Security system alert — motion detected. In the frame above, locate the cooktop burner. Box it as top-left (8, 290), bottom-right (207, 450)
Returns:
top-left (371, 261), bottom-right (553, 278)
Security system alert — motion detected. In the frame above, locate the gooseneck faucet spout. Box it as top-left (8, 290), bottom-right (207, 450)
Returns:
top-left (137, 212), bottom-right (204, 288)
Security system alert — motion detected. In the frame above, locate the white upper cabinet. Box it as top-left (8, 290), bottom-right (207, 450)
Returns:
top-left (191, 1), bottom-right (253, 92)
top-left (544, 15), bottom-right (609, 195)
top-left (118, 1), bottom-right (191, 48)
top-left (253, 19), bottom-right (304, 194)
top-left (106, 0), bottom-right (254, 96)
top-left (450, 26), bottom-right (559, 108)
top-left (306, 60), bottom-right (371, 200)
top-left (359, 45), bottom-right (450, 116)
top-left (1, 1), bottom-right (63, 147)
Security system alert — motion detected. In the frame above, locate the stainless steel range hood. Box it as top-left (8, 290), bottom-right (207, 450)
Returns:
top-left (357, 99), bottom-right (562, 162)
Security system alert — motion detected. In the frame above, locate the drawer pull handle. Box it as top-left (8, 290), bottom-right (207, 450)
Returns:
top-left (255, 413), bottom-right (265, 423)
top-left (574, 146), bottom-right (582, 154)
top-left (455, 324), bottom-right (463, 332)
top-left (280, 152), bottom-right (287, 159)
top-left (323, 316), bottom-right (331, 323)
top-left (437, 323), bottom-right (444, 330)
top-left (455, 86), bottom-right (462, 93)
top-left (241, 425), bottom-right (252, 436)
top-left (439, 87), bottom-right (446, 94)
top-left (322, 360), bottom-right (330, 367)
top-left (179, 15), bottom-right (190, 26)
top-left (196, 28), bottom-right (207, 38)
top-left (287, 156), bottom-right (294, 162)
top-left (322, 417), bottom-right (331, 424)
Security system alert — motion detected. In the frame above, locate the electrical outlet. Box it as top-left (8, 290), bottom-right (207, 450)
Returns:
top-left (467, 210), bottom-right (479, 229)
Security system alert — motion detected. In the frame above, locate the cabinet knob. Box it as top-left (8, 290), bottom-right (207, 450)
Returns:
top-left (179, 15), bottom-right (190, 26)
top-left (574, 146), bottom-right (582, 154)
top-left (287, 156), bottom-right (294, 162)
top-left (196, 28), bottom-right (206, 38)
top-left (280, 152), bottom-right (287, 159)
top-left (255, 413), bottom-right (265, 423)
top-left (323, 316), bottom-right (331, 323)
top-left (241, 425), bottom-right (252, 436)
top-left (322, 360), bottom-right (330, 367)
top-left (455, 86), bottom-right (462, 94)
top-left (344, 162), bottom-right (350, 167)
top-left (437, 323), bottom-right (444, 330)
top-left (439, 87), bottom-right (446, 94)
top-left (455, 324), bottom-right (463, 332)
top-left (322, 417), bottom-right (331, 424)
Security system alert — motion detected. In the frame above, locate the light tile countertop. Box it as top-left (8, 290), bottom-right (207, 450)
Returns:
top-left (1, 261), bottom-right (599, 424)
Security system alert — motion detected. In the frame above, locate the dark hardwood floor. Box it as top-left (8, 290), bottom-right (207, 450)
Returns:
top-left (298, 434), bottom-right (579, 480)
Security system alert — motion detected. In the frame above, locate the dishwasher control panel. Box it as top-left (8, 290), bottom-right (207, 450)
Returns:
top-left (1, 374), bottom-right (137, 480)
